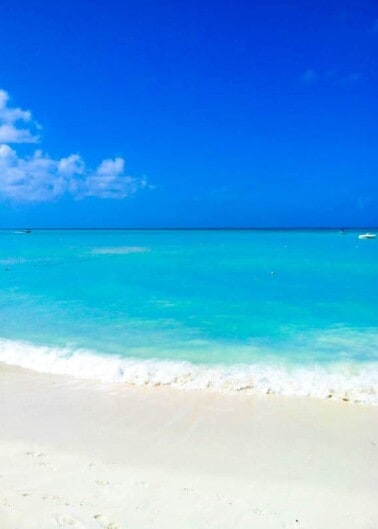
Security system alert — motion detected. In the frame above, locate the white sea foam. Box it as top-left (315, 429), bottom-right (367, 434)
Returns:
top-left (0, 338), bottom-right (377, 404)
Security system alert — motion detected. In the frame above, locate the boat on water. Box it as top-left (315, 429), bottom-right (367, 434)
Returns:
top-left (358, 233), bottom-right (376, 240)
top-left (14, 229), bottom-right (32, 234)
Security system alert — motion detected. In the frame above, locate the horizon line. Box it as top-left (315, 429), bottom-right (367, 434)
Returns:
top-left (1, 227), bottom-right (377, 231)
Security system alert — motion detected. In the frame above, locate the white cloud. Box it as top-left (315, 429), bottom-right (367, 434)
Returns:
top-left (82, 157), bottom-right (143, 199)
top-left (0, 89), bottom-right (147, 202)
top-left (0, 123), bottom-right (39, 144)
top-left (0, 89), bottom-right (39, 144)
top-left (0, 144), bottom-right (144, 202)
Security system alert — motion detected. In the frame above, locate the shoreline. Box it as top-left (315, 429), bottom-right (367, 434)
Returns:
top-left (1, 338), bottom-right (378, 405)
top-left (1, 363), bottom-right (377, 528)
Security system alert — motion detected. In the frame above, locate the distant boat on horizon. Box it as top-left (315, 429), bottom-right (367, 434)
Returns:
top-left (358, 233), bottom-right (376, 240)
top-left (14, 229), bottom-right (32, 234)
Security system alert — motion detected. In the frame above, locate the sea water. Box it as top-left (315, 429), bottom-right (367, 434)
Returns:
top-left (0, 229), bottom-right (377, 403)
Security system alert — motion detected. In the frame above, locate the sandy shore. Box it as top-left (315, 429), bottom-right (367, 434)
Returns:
top-left (0, 364), bottom-right (377, 529)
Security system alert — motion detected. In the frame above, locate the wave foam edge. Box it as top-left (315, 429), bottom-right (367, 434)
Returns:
top-left (0, 338), bottom-right (377, 404)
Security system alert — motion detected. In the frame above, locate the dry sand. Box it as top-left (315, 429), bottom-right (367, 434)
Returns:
top-left (0, 363), bottom-right (377, 529)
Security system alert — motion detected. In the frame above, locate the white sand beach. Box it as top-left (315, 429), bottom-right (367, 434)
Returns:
top-left (0, 363), bottom-right (377, 529)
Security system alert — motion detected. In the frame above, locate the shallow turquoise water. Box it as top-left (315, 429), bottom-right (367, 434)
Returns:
top-left (0, 230), bottom-right (377, 400)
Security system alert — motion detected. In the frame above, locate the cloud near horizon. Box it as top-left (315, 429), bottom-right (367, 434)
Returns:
top-left (0, 89), bottom-right (146, 202)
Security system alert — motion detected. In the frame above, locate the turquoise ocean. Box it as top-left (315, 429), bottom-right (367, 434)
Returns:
top-left (0, 229), bottom-right (377, 403)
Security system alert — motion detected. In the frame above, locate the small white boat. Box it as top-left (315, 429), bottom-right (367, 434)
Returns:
top-left (358, 233), bottom-right (376, 240)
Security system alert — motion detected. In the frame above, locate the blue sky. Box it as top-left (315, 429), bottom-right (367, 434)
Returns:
top-left (0, 0), bottom-right (377, 227)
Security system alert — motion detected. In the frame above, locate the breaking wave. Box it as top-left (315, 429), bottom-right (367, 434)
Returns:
top-left (0, 338), bottom-right (377, 404)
